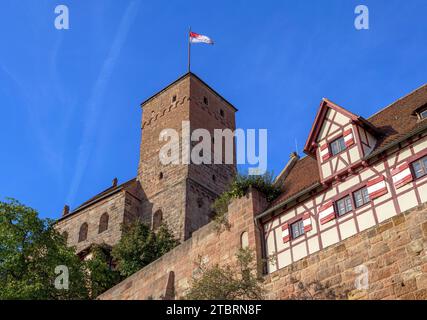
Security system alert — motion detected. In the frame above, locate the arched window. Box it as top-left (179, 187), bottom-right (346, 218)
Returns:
top-left (78, 223), bottom-right (88, 242)
top-left (62, 231), bottom-right (68, 243)
top-left (99, 213), bottom-right (109, 234)
top-left (240, 231), bottom-right (249, 249)
top-left (152, 210), bottom-right (163, 231)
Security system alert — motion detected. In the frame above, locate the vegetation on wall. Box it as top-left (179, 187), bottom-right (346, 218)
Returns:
top-left (185, 248), bottom-right (265, 300)
top-left (212, 172), bottom-right (281, 231)
top-left (112, 221), bottom-right (178, 278)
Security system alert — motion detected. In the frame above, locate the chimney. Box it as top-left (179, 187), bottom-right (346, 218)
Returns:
top-left (62, 205), bottom-right (70, 217)
top-left (112, 177), bottom-right (118, 187)
top-left (274, 152), bottom-right (300, 187)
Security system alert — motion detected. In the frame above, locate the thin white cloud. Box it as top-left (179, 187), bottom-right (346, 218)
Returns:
top-left (66, 0), bottom-right (140, 204)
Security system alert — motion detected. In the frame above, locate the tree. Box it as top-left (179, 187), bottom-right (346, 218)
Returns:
top-left (112, 220), bottom-right (178, 278)
top-left (85, 244), bottom-right (122, 298)
top-left (0, 198), bottom-right (89, 299)
top-left (185, 248), bottom-right (265, 300)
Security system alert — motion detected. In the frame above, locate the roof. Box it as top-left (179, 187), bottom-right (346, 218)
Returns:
top-left (270, 156), bottom-right (320, 207)
top-left (58, 178), bottom-right (136, 222)
top-left (140, 72), bottom-right (238, 112)
top-left (270, 83), bottom-right (427, 209)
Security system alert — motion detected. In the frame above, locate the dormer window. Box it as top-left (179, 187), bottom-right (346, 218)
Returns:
top-left (419, 108), bottom-right (427, 120)
top-left (330, 136), bottom-right (346, 156)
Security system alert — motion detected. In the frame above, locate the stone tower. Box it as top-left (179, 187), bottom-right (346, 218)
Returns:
top-left (137, 72), bottom-right (237, 241)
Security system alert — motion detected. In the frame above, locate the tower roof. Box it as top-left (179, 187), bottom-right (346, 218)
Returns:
top-left (140, 72), bottom-right (238, 112)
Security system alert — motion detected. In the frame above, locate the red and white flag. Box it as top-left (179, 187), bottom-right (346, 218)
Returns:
top-left (189, 31), bottom-right (214, 44)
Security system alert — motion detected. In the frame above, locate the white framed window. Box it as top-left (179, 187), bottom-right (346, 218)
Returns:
top-left (411, 155), bottom-right (427, 179)
top-left (336, 195), bottom-right (353, 216)
top-left (353, 187), bottom-right (370, 208)
top-left (291, 220), bottom-right (304, 239)
top-left (330, 136), bottom-right (346, 156)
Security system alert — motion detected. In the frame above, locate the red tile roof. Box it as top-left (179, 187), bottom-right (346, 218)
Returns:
top-left (270, 83), bottom-right (427, 208)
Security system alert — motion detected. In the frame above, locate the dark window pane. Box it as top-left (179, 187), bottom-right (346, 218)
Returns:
top-left (291, 220), bottom-right (304, 239)
top-left (336, 195), bottom-right (353, 216)
top-left (353, 187), bottom-right (370, 208)
top-left (330, 137), bottom-right (346, 156)
top-left (411, 156), bottom-right (427, 179)
top-left (420, 109), bottom-right (427, 119)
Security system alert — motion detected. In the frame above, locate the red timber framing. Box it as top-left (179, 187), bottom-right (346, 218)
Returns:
top-left (261, 110), bottom-right (427, 274)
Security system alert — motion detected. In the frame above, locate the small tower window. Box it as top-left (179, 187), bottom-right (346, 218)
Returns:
top-left (78, 223), bottom-right (88, 242)
top-left (172, 95), bottom-right (177, 102)
top-left (220, 109), bottom-right (224, 117)
top-left (159, 172), bottom-right (163, 180)
top-left (99, 213), bottom-right (109, 234)
top-left (203, 96), bottom-right (209, 105)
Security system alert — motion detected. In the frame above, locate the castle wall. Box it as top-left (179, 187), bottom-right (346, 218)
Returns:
top-left (98, 190), bottom-right (427, 300)
top-left (264, 202), bottom-right (427, 300)
top-left (56, 190), bottom-right (130, 253)
top-left (98, 189), bottom-right (268, 300)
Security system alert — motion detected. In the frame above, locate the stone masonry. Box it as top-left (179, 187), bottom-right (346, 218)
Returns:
top-left (99, 189), bottom-right (427, 300)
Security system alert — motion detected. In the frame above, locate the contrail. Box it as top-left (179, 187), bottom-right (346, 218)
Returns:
top-left (66, 0), bottom-right (140, 205)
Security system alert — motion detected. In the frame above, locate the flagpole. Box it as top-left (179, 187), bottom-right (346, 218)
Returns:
top-left (188, 26), bottom-right (191, 73)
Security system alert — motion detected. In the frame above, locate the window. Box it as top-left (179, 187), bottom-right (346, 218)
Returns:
top-left (98, 213), bottom-right (109, 234)
top-left (159, 172), bottom-right (163, 180)
top-left (353, 187), bottom-right (370, 208)
top-left (411, 155), bottom-right (427, 179)
top-left (420, 109), bottom-right (427, 119)
top-left (240, 231), bottom-right (249, 248)
top-left (62, 231), bottom-right (68, 243)
top-left (172, 95), bottom-right (177, 102)
top-left (335, 195), bottom-right (353, 216)
top-left (330, 136), bottom-right (346, 156)
top-left (152, 210), bottom-right (163, 230)
top-left (203, 96), bottom-right (208, 105)
top-left (291, 220), bottom-right (304, 239)
top-left (78, 223), bottom-right (88, 242)
top-left (220, 109), bottom-right (224, 117)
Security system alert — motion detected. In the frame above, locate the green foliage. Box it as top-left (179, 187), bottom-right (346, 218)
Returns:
top-left (85, 244), bottom-right (122, 298)
top-left (112, 221), bottom-right (178, 278)
top-left (185, 248), bottom-right (264, 300)
top-left (0, 198), bottom-right (89, 300)
top-left (212, 173), bottom-right (281, 231)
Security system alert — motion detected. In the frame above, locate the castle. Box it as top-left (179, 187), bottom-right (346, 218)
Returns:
top-left (56, 73), bottom-right (427, 299)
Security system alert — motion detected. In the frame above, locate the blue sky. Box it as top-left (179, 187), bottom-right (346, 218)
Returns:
top-left (1, 0), bottom-right (426, 219)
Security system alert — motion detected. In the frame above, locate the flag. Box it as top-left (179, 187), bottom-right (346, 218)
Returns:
top-left (189, 31), bottom-right (214, 44)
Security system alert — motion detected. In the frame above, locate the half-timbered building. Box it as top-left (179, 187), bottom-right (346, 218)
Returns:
top-left (259, 84), bottom-right (427, 274)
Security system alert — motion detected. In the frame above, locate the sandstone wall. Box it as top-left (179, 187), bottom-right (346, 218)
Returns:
top-left (98, 189), bottom-right (268, 300)
top-left (99, 194), bottom-right (427, 300)
top-left (56, 190), bottom-right (141, 253)
top-left (264, 202), bottom-right (427, 299)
